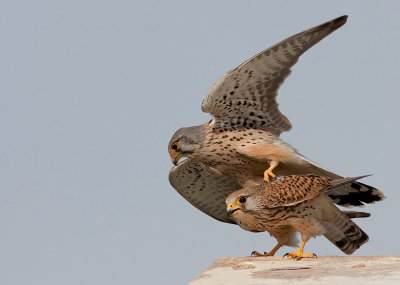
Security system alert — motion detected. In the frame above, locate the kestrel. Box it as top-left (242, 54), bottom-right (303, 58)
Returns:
top-left (226, 174), bottom-right (383, 259)
top-left (168, 16), bottom-right (383, 223)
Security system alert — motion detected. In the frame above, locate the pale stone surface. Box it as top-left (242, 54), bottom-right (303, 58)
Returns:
top-left (190, 256), bottom-right (400, 285)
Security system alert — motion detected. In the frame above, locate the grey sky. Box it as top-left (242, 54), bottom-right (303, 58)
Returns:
top-left (1, 1), bottom-right (399, 284)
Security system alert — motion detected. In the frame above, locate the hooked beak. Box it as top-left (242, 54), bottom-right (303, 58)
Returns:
top-left (227, 203), bottom-right (241, 217)
top-left (170, 153), bottom-right (181, 166)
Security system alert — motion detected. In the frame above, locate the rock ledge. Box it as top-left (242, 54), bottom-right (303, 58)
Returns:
top-left (190, 256), bottom-right (400, 284)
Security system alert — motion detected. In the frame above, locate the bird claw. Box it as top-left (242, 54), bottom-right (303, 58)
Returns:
top-left (251, 250), bottom-right (273, 257)
top-left (263, 170), bottom-right (276, 182)
top-left (251, 251), bottom-right (263, 257)
top-left (283, 251), bottom-right (317, 260)
top-left (263, 161), bottom-right (278, 182)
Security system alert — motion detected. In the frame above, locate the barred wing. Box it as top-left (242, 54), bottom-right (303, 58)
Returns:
top-left (202, 16), bottom-right (347, 134)
top-left (169, 159), bottom-right (241, 223)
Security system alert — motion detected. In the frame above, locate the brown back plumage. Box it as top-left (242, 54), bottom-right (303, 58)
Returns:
top-left (259, 175), bottom-right (369, 208)
top-left (261, 175), bottom-right (371, 254)
top-left (261, 175), bottom-right (331, 207)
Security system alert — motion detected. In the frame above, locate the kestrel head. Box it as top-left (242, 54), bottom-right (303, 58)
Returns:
top-left (225, 186), bottom-right (264, 221)
top-left (168, 125), bottom-right (206, 165)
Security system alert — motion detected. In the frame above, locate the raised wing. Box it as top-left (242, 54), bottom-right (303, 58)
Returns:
top-left (169, 158), bottom-right (241, 223)
top-left (202, 15), bottom-right (347, 133)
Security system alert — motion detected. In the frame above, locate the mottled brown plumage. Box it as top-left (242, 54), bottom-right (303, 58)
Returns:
top-left (226, 175), bottom-right (378, 259)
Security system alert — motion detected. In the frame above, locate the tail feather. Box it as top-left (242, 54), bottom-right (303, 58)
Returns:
top-left (343, 211), bottom-right (370, 219)
top-left (328, 175), bottom-right (371, 188)
top-left (321, 207), bottom-right (369, 254)
top-left (328, 181), bottom-right (386, 207)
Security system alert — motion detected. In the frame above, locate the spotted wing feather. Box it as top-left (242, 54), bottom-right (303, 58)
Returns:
top-left (202, 15), bottom-right (347, 133)
top-left (260, 175), bottom-right (369, 208)
top-left (261, 175), bottom-right (331, 208)
top-left (169, 158), bottom-right (241, 223)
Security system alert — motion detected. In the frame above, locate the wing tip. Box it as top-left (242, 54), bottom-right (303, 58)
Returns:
top-left (335, 15), bottom-right (348, 23)
top-left (309, 15), bottom-right (348, 36)
top-left (330, 15), bottom-right (348, 30)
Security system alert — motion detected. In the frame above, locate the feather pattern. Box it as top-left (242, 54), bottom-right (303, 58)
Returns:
top-left (168, 16), bottom-right (384, 228)
top-left (202, 16), bottom-right (347, 133)
top-left (169, 158), bottom-right (241, 223)
top-left (225, 175), bottom-right (381, 255)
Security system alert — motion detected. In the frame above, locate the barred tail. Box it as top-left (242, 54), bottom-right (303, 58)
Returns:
top-left (320, 207), bottom-right (369, 254)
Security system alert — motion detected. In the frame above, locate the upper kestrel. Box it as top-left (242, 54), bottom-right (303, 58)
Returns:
top-left (168, 16), bottom-right (383, 223)
top-left (226, 174), bottom-right (382, 259)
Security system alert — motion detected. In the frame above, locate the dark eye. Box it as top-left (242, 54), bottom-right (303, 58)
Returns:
top-left (238, 196), bottom-right (246, 204)
top-left (171, 142), bottom-right (180, 152)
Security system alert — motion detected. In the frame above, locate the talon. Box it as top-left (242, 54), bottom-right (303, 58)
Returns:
top-left (263, 170), bottom-right (276, 182)
top-left (285, 251), bottom-right (317, 260)
top-left (263, 161), bottom-right (278, 182)
top-left (283, 240), bottom-right (316, 260)
top-left (283, 253), bottom-right (289, 258)
top-left (251, 250), bottom-right (277, 257)
top-left (313, 253), bottom-right (317, 258)
top-left (253, 243), bottom-right (282, 257)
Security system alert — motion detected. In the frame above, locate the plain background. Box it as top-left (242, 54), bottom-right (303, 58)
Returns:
top-left (1, 1), bottom-right (399, 284)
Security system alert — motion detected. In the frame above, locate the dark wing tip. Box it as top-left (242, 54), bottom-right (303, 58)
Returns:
top-left (309, 15), bottom-right (348, 39)
top-left (329, 15), bottom-right (348, 29)
top-left (308, 15), bottom-right (348, 40)
top-left (335, 15), bottom-right (348, 23)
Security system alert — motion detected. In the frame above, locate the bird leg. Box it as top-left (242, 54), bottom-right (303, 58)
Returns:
top-left (283, 239), bottom-right (317, 261)
top-left (251, 243), bottom-right (282, 257)
top-left (264, 160), bottom-right (278, 182)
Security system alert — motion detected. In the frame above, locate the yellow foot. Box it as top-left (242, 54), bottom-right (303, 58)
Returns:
top-left (263, 161), bottom-right (278, 182)
top-left (283, 251), bottom-right (317, 261)
top-left (251, 251), bottom-right (275, 257)
top-left (263, 169), bottom-right (276, 182)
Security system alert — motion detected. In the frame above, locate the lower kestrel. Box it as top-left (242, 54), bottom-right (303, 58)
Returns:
top-left (226, 175), bottom-right (384, 259)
